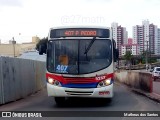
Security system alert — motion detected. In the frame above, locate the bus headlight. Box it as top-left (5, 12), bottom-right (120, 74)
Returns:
top-left (48, 77), bottom-right (61, 87)
top-left (104, 79), bottom-right (112, 86)
top-left (48, 77), bottom-right (54, 84)
top-left (97, 79), bottom-right (112, 88)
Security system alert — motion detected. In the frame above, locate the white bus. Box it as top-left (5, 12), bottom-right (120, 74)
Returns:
top-left (39, 27), bottom-right (119, 105)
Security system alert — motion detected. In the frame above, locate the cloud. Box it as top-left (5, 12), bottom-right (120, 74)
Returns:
top-left (1, 0), bottom-right (160, 43)
top-left (0, 0), bottom-right (23, 7)
top-left (83, 0), bottom-right (112, 4)
top-left (85, 0), bottom-right (112, 2)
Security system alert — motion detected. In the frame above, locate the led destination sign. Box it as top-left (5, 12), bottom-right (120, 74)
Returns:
top-left (64, 30), bottom-right (96, 36)
top-left (50, 28), bottom-right (110, 38)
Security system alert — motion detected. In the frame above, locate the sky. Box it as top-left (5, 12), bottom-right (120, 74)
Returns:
top-left (0, 0), bottom-right (160, 43)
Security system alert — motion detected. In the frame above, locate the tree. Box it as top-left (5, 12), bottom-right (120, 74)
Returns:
top-left (139, 51), bottom-right (147, 64)
top-left (123, 51), bottom-right (133, 69)
top-left (124, 51), bottom-right (133, 62)
top-left (36, 37), bottom-right (48, 52)
top-left (140, 50), bottom-right (157, 64)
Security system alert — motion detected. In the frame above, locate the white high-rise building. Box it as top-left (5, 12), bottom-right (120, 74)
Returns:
top-left (156, 29), bottom-right (160, 54)
top-left (111, 22), bottom-right (118, 48)
top-left (111, 22), bottom-right (128, 56)
top-left (142, 20), bottom-right (149, 51)
top-left (133, 20), bottom-right (157, 55)
top-left (123, 28), bottom-right (128, 44)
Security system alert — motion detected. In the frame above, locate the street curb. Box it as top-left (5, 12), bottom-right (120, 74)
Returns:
top-left (115, 82), bottom-right (160, 103)
top-left (132, 89), bottom-right (160, 103)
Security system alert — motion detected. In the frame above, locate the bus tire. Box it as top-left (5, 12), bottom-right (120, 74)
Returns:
top-left (54, 97), bottom-right (65, 105)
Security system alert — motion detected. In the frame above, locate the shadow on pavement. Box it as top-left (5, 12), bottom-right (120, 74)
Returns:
top-left (53, 97), bottom-right (112, 108)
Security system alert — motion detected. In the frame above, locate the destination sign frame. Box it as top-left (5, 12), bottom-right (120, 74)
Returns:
top-left (50, 28), bottom-right (110, 38)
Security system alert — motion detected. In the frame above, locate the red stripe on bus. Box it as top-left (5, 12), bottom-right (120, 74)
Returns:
top-left (46, 73), bottom-right (114, 84)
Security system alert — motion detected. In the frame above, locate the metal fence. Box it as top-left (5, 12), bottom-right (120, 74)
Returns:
top-left (0, 57), bottom-right (46, 105)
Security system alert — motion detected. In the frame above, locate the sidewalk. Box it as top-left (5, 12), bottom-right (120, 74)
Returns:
top-left (132, 88), bottom-right (160, 103)
top-left (115, 81), bottom-right (160, 103)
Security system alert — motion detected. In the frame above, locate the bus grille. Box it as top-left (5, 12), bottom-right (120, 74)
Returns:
top-left (65, 90), bottom-right (93, 96)
top-left (64, 78), bottom-right (96, 84)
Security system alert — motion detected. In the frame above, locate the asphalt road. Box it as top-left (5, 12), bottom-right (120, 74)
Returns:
top-left (0, 83), bottom-right (160, 120)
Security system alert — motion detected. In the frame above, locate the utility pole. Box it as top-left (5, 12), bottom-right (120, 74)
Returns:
top-left (149, 35), bottom-right (153, 63)
top-left (146, 40), bottom-right (149, 70)
top-left (12, 37), bottom-right (16, 57)
top-left (146, 34), bottom-right (154, 69)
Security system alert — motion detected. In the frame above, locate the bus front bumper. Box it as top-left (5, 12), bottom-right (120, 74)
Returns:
top-left (47, 83), bottom-right (113, 98)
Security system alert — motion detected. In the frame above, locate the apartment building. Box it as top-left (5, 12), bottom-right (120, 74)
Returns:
top-left (121, 38), bottom-right (139, 56)
top-left (111, 22), bottom-right (128, 56)
top-left (157, 29), bottom-right (160, 54)
top-left (133, 20), bottom-right (158, 55)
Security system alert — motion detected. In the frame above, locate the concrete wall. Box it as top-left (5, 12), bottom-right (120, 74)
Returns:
top-left (0, 57), bottom-right (46, 105)
top-left (19, 43), bottom-right (36, 53)
top-left (0, 44), bottom-right (19, 57)
top-left (0, 43), bottom-right (36, 57)
top-left (32, 36), bottom-right (40, 44)
top-left (114, 70), bottom-right (153, 93)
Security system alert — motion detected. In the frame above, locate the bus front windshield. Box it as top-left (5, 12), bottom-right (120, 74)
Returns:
top-left (47, 39), bottom-right (112, 74)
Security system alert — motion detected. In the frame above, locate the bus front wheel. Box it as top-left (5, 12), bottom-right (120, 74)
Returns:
top-left (54, 97), bottom-right (66, 105)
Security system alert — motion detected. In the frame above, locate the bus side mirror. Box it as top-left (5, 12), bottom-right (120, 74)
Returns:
top-left (114, 49), bottom-right (119, 62)
top-left (39, 44), bottom-right (46, 55)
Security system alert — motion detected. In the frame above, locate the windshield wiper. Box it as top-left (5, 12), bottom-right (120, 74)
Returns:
top-left (84, 37), bottom-right (96, 54)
